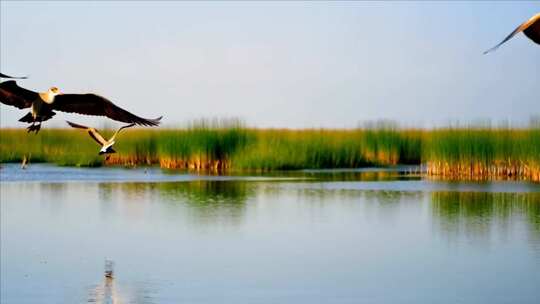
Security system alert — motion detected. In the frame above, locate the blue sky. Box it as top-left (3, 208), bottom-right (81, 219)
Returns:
top-left (1, 1), bottom-right (539, 128)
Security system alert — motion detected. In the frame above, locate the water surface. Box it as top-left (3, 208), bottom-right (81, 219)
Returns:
top-left (1, 164), bottom-right (539, 303)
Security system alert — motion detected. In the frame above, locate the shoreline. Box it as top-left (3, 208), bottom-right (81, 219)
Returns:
top-left (426, 162), bottom-right (540, 183)
top-left (3, 159), bottom-right (539, 183)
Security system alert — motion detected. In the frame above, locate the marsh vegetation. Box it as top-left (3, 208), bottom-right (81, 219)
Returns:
top-left (1, 121), bottom-right (539, 181)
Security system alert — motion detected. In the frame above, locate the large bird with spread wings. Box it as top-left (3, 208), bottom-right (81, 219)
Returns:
top-left (484, 13), bottom-right (540, 54)
top-left (0, 81), bottom-right (162, 133)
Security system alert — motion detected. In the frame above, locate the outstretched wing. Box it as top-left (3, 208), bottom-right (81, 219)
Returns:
top-left (53, 93), bottom-right (162, 127)
top-left (484, 13), bottom-right (540, 54)
top-left (111, 123), bottom-right (136, 141)
top-left (66, 120), bottom-right (90, 129)
top-left (523, 15), bottom-right (540, 44)
top-left (0, 80), bottom-right (37, 109)
top-left (118, 123), bottom-right (136, 133)
top-left (0, 73), bottom-right (27, 79)
top-left (66, 120), bottom-right (107, 146)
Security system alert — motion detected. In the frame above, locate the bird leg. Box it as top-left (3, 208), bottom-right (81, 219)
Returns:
top-left (34, 122), bottom-right (42, 134)
top-left (26, 122), bottom-right (36, 133)
top-left (26, 122), bottom-right (41, 134)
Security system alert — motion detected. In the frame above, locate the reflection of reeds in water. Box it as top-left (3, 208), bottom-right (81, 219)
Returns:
top-left (154, 181), bottom-right (250, 226)
top-left (1, 121), bottom-right (538, 181)
top-left (98, 180), bottom-right (250, 226)
top-left (119, 180), bottom-right (251, 205)
top-left (431, 191), bottom-right (540, 245)
top-left (300, 170), bottom-right (421, 182)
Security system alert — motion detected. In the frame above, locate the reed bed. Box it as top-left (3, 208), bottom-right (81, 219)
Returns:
top-left (1, 123), bottom-right (538, 181)
top-left (232, 128), bottom-right (422, 170)
top-left (0, 128), bottom-right (103, 167)
top-left (424, 128), bottom-right (540, 182)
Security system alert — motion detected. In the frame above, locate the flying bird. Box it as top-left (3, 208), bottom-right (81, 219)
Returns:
top-left (484, 13), bottom-right (540, 54)
top-left (0, 81), bottom-right (162, 133)
top-left (66, 120), bottom-right (135, 155)
top-left (0, 73), bottom-right (27, 79)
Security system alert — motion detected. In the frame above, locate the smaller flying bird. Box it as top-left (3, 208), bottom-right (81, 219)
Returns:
top-left (66, 120), bottom-right (135, 155)
top-left (0, 73), bottom-right (27, 79)
top-left (484, 13), bottom-right (540, 54)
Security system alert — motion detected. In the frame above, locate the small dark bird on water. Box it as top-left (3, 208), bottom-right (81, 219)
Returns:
top-left (484, 13), bottom-right (540, 54)
top-left (104, 260), bottom-right (114, 279)
top-left (0, 81), bottom-right (162, 133)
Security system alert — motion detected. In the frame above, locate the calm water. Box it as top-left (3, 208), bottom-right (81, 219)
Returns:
top-left (1, 164), bottom-right (539, 303)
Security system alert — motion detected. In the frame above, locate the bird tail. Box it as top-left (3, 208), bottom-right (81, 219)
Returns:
top-left (42, 112), bottom-right (56, 122)
top-left (18, 113), bottom-right (33, 123)
top-left (99, 147), bottom-right (116, 155)
top-left (144, 116), bottom-right (163, 127)
top-left (20, 112), bottom-right (56, 123)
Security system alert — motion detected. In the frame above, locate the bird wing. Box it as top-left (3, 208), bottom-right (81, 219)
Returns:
top-left (110, 123), bottom-right (136, 141)
top-left (66, 120), bottom-right (108, 146)
top-left (0, 73), bottom-right (27, 79)
top-left (0, 81), bottom-right (37, 109)
top-left (52, 93), bottom-right (162, 127)
top-left (66, 120), bottom-right (90, 129)
top-left (523, 14), bottom-right (540, 45)
top-left (484, 14), bottom-right (540, 54)
top-left (87, 129), bottom-right (109, 146)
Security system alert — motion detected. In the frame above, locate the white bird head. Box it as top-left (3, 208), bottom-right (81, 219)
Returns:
top-left (48, 87), bottom-right (62, 96)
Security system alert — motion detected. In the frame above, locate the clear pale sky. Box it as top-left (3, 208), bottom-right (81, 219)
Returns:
top-left (1, 1), bottom-right (539, 128)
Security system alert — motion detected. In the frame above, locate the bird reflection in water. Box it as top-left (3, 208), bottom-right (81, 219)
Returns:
top-left (87, 260), bottom-right (156, 304)
top-left (87, 275), bottom-right (121, 304)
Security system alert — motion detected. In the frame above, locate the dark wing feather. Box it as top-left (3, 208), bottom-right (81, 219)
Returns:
top-left (53, 93), bottom-right (162, 126)
top-left (484, 23), bottom-right (526, 54)
top-left (66, 120), bottom-right (106, 146)
top-left (524, 17), bottom-right (540, 44)
top-left (0, 73), bottom-right (27, 79)
top-left (0, 81), bottom-right (37, 109)
top-left (484, 14), bottom-right (540, 54)
top-left (66, 120), bottom-right (90, 129)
